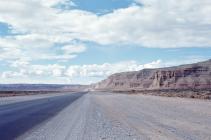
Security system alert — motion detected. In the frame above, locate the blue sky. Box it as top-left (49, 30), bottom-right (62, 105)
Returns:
top-left (71, 0), bottom-right (134, 14)
top-left (0, 23), bottom-right (11, 36)
top-left (0, 0), bottom-right (210, 84)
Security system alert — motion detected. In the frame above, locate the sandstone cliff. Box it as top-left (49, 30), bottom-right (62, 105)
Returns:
top-left (93, 60), bottom-right (211, 91)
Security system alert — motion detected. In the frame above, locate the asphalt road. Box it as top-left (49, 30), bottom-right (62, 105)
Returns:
top-left (0, 92), bottom-right (84, 140)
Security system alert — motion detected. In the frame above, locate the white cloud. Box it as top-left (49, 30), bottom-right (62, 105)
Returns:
top-left (25, 64), bottom-right (66, 77)
top-left (0, 0), bottom-right (210, 48)
top-left (143, 60), bottom-right (161, 68)
top-left (0, 0), bottom-right (84, 62)
top-left (1, 58), bottom-right (208, 84)
top-left (2, 62), bottom-right (66, 78)
top-left (0, 35), bottom-right (86, 61)
top-left (65, 60), bottom-right (162, 78)
top-left (1, 71), bottom-right (25, 79)
top-left (1, 60), bottom-right (163, 83)
top-left (62, 44), bottom-right (86, 54)
top-left (9, 58), bottom-right (30, 67)
top-left (40, 0), bottom-right (70, 7)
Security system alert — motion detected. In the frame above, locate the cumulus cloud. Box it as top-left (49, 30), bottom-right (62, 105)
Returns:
top-left (65, 60), bottom-right (162, 78)
top-left (40, 0), bottom-right (76, 7)
top-left (0, 0), bottom-right (85, 62)
top-left (0, 0), bottom-right (210, 64)
top-left (62, 44), bottom-right (86, 54)
top-left (0, 35), bottom-right (86, 61)
top-left (1, 58), bottom-right (208, 84)
top-left (29, 64), bottom-right (66, 77)
top-left (1, 60), bottom-right (162, 83)
top-left (0, 0), bottom-right (210, 48)
top-left (1, 63), bottom-right (67, 84)
top-left (9, 58), bottom-right (30, 67)
top-left (1, 71), bottom-right (25, 79)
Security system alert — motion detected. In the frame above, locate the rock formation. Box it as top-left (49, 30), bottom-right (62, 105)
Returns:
top-left (93, 59), bottom-right (211, 91)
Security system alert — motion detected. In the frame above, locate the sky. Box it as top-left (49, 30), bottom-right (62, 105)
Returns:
top-left (0, 0), bottom-right (211, 84)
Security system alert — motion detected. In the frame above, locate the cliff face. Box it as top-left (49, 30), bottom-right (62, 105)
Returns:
top-left (93, 60), bottom-right (211, 91)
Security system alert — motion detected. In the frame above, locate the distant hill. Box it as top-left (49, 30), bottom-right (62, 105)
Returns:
top-left (92, 59), bottom-right (211, 91)
top-left (0, 84), bottom-right (88, 91)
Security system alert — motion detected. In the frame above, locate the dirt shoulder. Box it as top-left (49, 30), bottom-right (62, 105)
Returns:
top-left (110, 89), bottom-right (211, 100)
